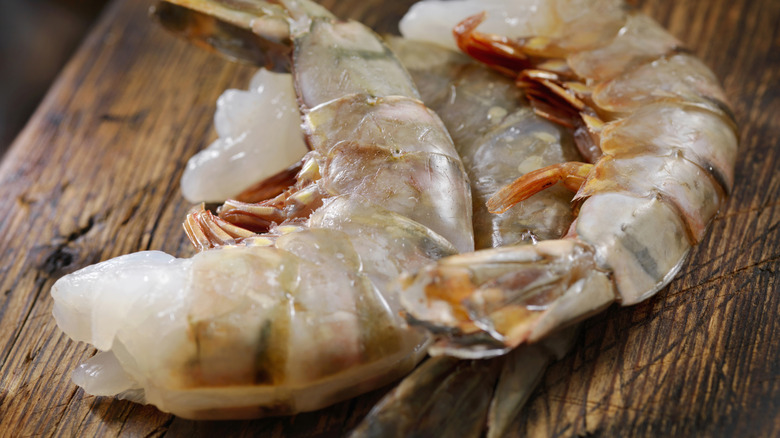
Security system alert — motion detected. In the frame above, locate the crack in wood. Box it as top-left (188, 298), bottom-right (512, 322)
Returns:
top-left (99, 109), bottom-right (149, 127)
top-left (0, 274), bottom-right (49, 371)
top-left (716, 200), bottom-right (780, 220)
top-left (141, 416), bottom-right (175, 438)
top-left (667, 253), bottom-right (780, 300)
top-left (52, 386), bottom-right (79, 431)
top-left (38, 214), bottom-right (98, 278)
top-left (525, 259), bottom-right (773, 436)
top-left (552, 267), bottom-right (772, 436)
top-left (676, 218), bottom-right (779, 278)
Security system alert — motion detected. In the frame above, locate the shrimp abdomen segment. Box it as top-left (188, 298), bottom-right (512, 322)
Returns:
top-left (320, 145), bottom-right (473, 254)
top-left (575, 193), bottom-right (690, 305)
top-left (567, 13), bottom-right (681, 82)
top-left (305, 95), bottom-right (460, 159)
top-left (593, 54), bottom-right (733, 117)
top-left (304, 93), bottom-right (474, 254)
top-left (293, 19), bottom-right (419, 107)
top-left (578, 155), bottom-right (725, 243)
top-left (598, 103), bottom-right (738, 194)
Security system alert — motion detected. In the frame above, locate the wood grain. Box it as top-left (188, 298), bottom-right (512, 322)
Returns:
top-left (0, 0), bottom-right (777, 436)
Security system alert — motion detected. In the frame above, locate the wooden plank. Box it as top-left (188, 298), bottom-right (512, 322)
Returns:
top-left (0, 0), bottom-right (777, 436)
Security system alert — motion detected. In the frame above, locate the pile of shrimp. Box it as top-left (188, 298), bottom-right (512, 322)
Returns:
top-left (49, 0), bottom-right (736, 434)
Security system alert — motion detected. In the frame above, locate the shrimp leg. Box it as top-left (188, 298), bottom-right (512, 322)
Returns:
top-left (487, 161), bottom-right (592, 214)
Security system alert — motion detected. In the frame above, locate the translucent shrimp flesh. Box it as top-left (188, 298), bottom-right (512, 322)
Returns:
top-left (180, 69), bottom-right (308, 203)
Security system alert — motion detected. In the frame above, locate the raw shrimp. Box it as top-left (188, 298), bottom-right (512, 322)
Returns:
top-left (51, 0), bottom-right (474, 419)
top-left (399, 0), bottom-right (738, 358)
top-left (168, 32), bottom-right (577, 431)
top-left (352, 37), bottom-right (582, 437)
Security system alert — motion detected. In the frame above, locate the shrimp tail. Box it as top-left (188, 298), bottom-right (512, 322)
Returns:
top-left (401, 240), bottom-right (614, 358)
top-left (351, 326), bottom-right (580, 438)
top-left (349, 356), bottom-right (502, 438)
top-left (403, 188), bottom-right (696, 357)
top-left (152, 0), bottom-right (333, 69)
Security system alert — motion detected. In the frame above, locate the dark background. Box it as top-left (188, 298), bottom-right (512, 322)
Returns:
top-left (0, 0), bottom-right (106, 154)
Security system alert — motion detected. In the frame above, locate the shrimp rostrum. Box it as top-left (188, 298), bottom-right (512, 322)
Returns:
top-left (50, 0), bottom-right (473, 419)
top-left (399, 0), bottom-right (738, 358)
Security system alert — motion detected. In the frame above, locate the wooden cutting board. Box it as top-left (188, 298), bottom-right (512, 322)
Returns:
top-left (0, 0), bottom-right (777, 436)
